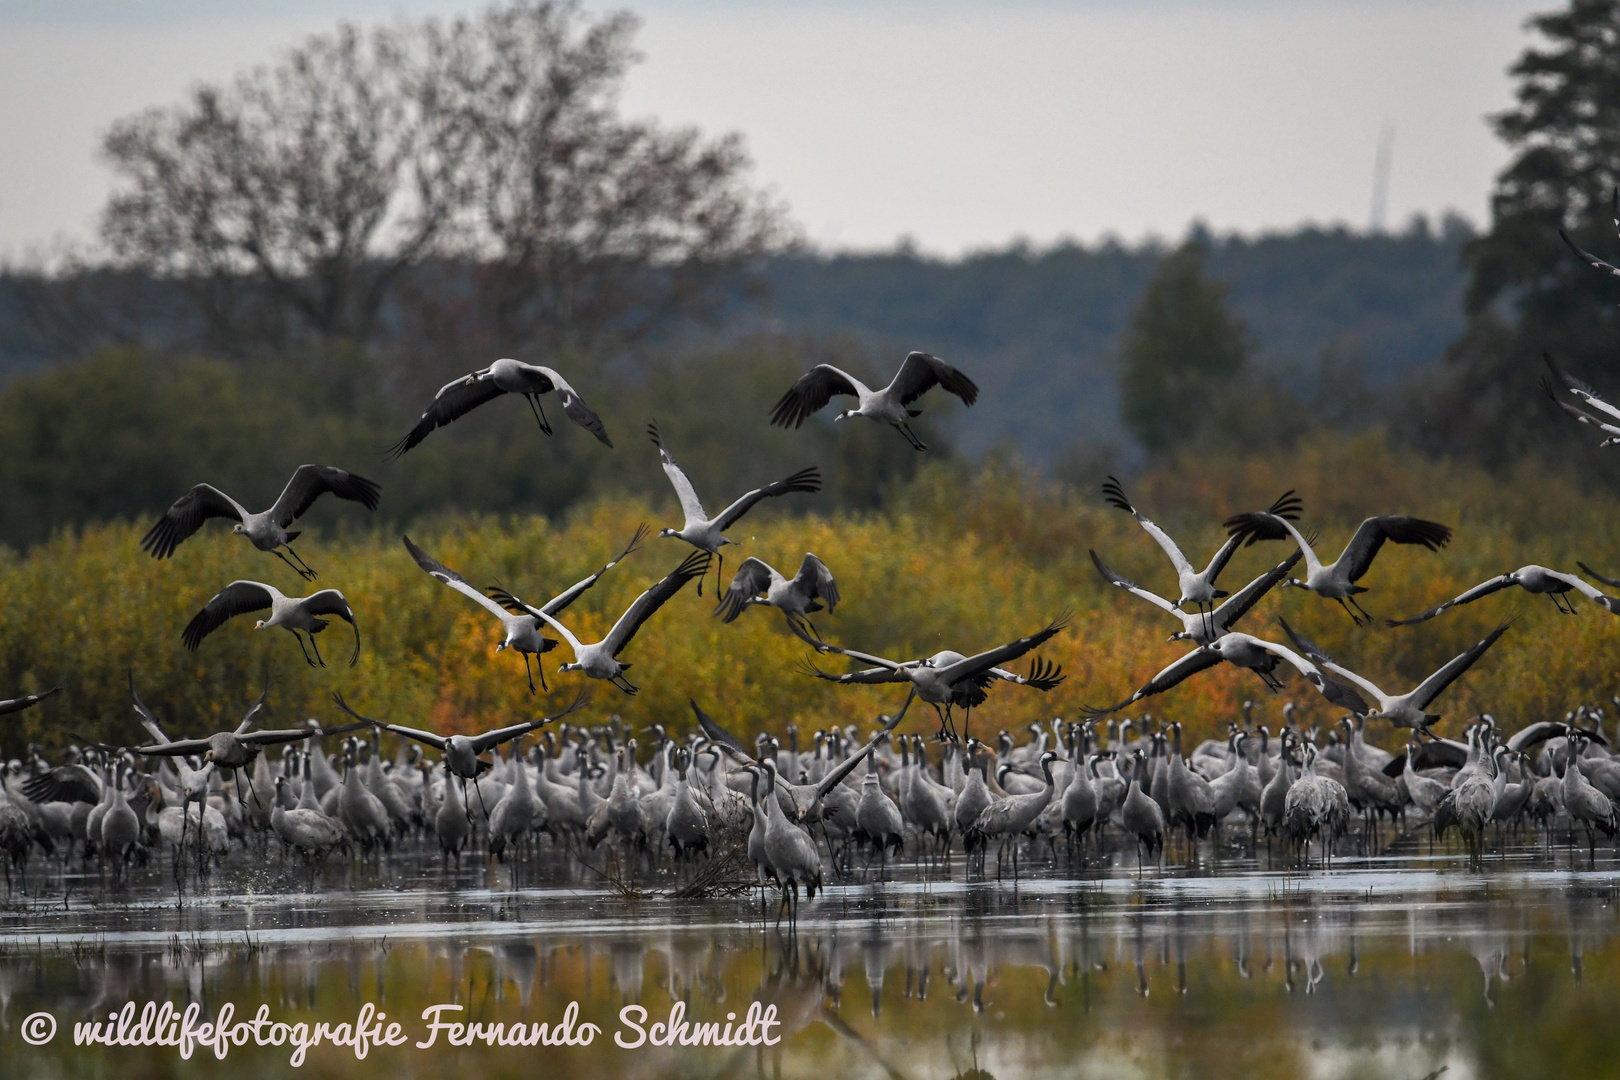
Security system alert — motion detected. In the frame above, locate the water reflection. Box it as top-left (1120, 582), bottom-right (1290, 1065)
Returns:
top-left (5, 861), bottom-right (1620, 1078)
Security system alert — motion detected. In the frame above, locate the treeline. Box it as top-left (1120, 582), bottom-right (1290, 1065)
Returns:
top-left (4, 434), bottom-right (1618, 754)
top-left (754, 217), bottom-right (1472, 459)
top-left (0, 340), bottom-right (937, 550)
top-left (1, 218), bottom-right (1475, 472)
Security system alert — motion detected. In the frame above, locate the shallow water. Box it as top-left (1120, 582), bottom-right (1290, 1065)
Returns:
top-left (5, 844), bottom-right (1620, 1079)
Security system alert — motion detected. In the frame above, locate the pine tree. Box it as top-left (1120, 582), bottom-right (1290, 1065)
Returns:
top-left (1427, 0), bottom-right (1620, 470)
top-left (1119, 239), bottom-right (1248, 452)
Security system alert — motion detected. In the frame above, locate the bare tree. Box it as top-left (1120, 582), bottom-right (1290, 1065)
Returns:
top-left (98, 2), bottom-right (791, 357)
top-left (101, 19), bottom-right (467, 348)
top-left (422, 3), bottom-right (791, 352)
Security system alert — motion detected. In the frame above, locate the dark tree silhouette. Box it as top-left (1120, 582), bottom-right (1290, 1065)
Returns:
top-left (1426, 0), bottom-right (1620, 470)
top-left (1119, 239), bottom-right (1249, 453)
top-left (98, 2), bottom-right (789, 355)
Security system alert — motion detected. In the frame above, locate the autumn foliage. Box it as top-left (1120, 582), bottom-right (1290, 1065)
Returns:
top-left (3, 433), bottom-right (1617, 757)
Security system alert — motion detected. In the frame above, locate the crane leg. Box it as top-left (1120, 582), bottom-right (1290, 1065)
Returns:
top-left (522, 654), bottom-right (537, 696)
top-left (285, 546), bottom-right (319, 580)
top-left (794, 614), bottom-right (825, 644)
top-left (524, 393), bottom-right (554, 436)
top-left (1348, 596), bottom-right (1375, 624)
top-left (271, 547), bottom-right (317, 581)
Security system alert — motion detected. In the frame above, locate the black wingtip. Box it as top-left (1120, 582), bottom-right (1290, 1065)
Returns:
top-left (784, 465), bottom-right (823, 492)
top-left (1267, 489), bottom-right (1304, 520)
top-left (350, 473), bottom-right (383, 511)
top-left (383, 431), bottom-right (415, 461)
top-left (1100, 475), bottom-right (1133, 513)
top-left (1087, 547), bottom-right (1122, 585)
top-left (674, 549), bottom-right (713, 579)
top-left (1559, 228), bottom-right (1584, 260)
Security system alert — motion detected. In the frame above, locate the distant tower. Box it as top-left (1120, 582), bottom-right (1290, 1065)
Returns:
top-left (1369, 120), bottom-right (1395, 233)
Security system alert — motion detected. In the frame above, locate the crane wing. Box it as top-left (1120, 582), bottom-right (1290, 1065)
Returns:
top-left (933, 616), bottom-right (1070, 685)
top-left (140, 484), bottom-right (249, 559)
top-left (1212, 549), bottom-right (1302, 630)
top-left (330, 692), bottom-right (446, 751)
top-left (536, 367), bottom-right (612, 446)
top-left (234, 678), bottom-right (271, 734)
top-left (1339, 515), bottom-right (1452, 583)
top-left (386, 372), bottom-right (506, 458)
top-left (713, 557), bottom-right (775, 623)
top-left (1545, 352), bottom-right (1620, 423)
top-left (467, 690), bottom-right (591, 753)
top-left (1579, 561), bottom-right (1620, 589)
top-left (238, 727), bottom-right (325, 747)
top-left (1559, 228), bottom-right (1620, 283)
top-left (20, 765), bottom-right (101, 806)
top-left (798, 657), bottom-right (909, 685)
top-left (794, 553), bottom-right (840, 611)
top-left (181, 581), bottom-right (274, 651)
top-left (1386, 573), bottom-right (1515, 627)
top-left (786, 618), bottom-right (905, 670)
top-left (537, 523), bottom-right (650, 616)
top-left (130, 738), bottom-right (216, 757)
top-left (986, 656), bottom-right (1066, 691)
top-left (303, 590), bottom-right (361, 666)
top-left (689, 698), bottom-right (755, 762)
top-left (648, 422), bottom-right (708, 526)
top-left (712, 466), bottom-right (821, 531)
top-left (1083, 648), bottom-right (1222, 714)
top-left (1274, 617), bottom-right (1387, 702)
top-left (1407, 621), bottom-right (1512, 711)
top-left (403, 535), bottom-right (514, 623)
top-left (267, 464), bottom-right (381, 527)
top-left (1542, 372), bottom-right (1620, 435)
top-left (1089, 548), bottom-right (1177, 614)
top-left (768, 364), bottom-right (865, 428)
top-left (600, 550), bottom-right (710, 658)
top-left (1558, 571), bottom-right (1620, 613)
top-left (888, 351), bottom-right (979, 408)
top-left (0, 685), bottom-right (61, 717)
top-left (1203, 489), bottom-right (1302, 581)
top-left (1101, 476), bottom-right (1194, 577)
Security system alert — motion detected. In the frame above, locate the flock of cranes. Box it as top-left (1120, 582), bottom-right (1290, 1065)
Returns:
top-left (7, 218), bottom-right (1620, 914)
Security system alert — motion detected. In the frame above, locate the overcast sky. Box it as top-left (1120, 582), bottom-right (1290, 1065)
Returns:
top-left (0, 0), bottom-right (1545, 259)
